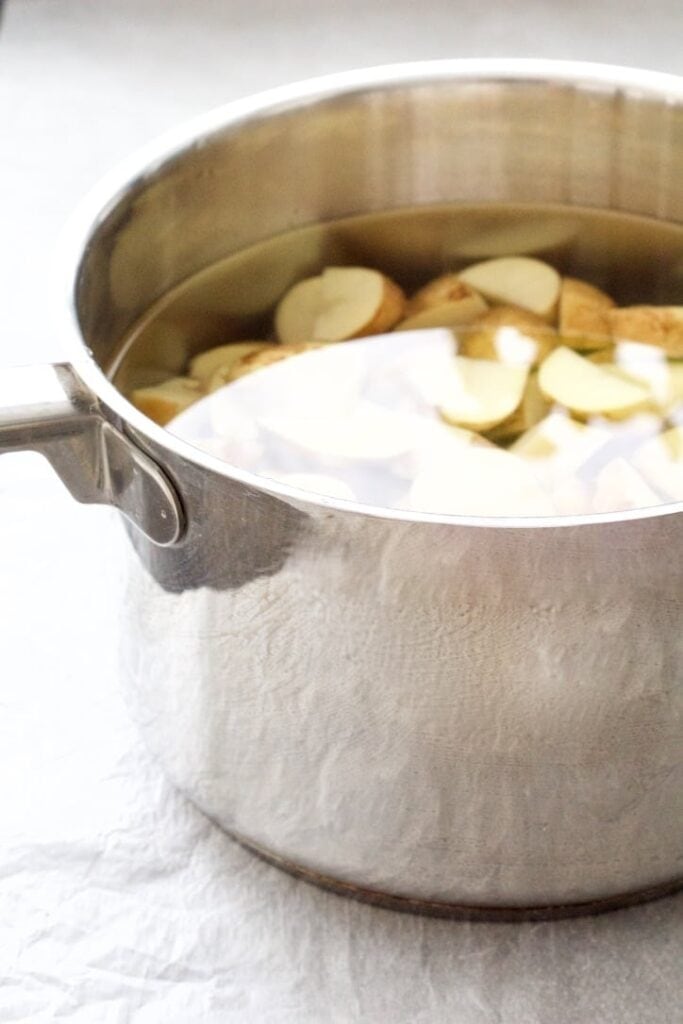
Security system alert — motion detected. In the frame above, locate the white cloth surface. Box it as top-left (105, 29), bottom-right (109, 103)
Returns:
top-left (1, 1), bottom-right (683, 1021)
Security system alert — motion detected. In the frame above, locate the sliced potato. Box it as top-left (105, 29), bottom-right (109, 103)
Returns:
top-left (592, 457), bottom-right (661, 513)
top-left (586, 343), bottom-right (680, 410)
top-left (275, 266), bottom-right (405, 344)
top-left (209, 365), bottom-right (239, 392)
top-left (403, 275), bottom-right (486, 315)
top-left (273, 276), bottom-right (322, 345)
top-left (458, 257), bottom-right (560, 322)
top-left (486, 372), bottom-right (550, 442)
top-left (394, 299), bottom-right (486, 332)
top-left (227, 342), bottom-right (324, 382)
top-left (438, 357), bottom-right (528, 431)
top-left (609, 306), bottom-right (683, 357)
top-left (131, 376), bottom-right (203, 426)
top-left (317, 266), bottom-right (405, 340)
top-left (558, 277), bottom-right (615, 347)
top-left (560, 336), bottom-right (612, 352)
top-left (189, 342), bottom-right (271, 385)
top-left (606, 343), bottom-right (673, 408)
top-left (538, 346), bottom-right (652, 419)
top-left (585, 347), bottom-right (616, 364)
top-left (458, 305), bottom-right (556, 366)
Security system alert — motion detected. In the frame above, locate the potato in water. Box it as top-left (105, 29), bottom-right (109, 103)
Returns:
top-left (395, 275), bottom-right (487, 331)
top-left (486, 373), bottom-right (549, 443)
top-left (538, 347), bottom-right (651, 419)
top-left (226, 343), bottom-right (324, 383)
top-left (438, 357), bottom-right (529, 431)
top-left (189, 342), bottom-right (271, 385)
top-left (558, 277), bottom-right (614, 348)
top-left (458, 256), bottom-right (561, 322)
top-left (131, 377), bottom-right (203, 426)
top-left (275, 266), bottom-right (405, 344)
top-left (609, 306), bottom-right (683, 358)
top-left (124, 213), bottom-right (683, 518)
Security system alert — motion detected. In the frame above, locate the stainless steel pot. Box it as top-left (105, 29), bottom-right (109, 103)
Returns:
top-left (3, 60), bottom-right (683, 920)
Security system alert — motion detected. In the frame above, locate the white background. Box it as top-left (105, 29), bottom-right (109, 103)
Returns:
top-left (1, 1), bottom-right (682, 1020)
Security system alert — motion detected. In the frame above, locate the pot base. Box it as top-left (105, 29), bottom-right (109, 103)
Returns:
top-left (232, 831), bottom-right (683, 922)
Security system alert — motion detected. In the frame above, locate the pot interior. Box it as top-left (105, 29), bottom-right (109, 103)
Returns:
top-left (74, 70), bottom-right (683, 377)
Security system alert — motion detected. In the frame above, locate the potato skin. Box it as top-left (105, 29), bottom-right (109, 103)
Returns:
top-left (559, 277), bottom-right (615, 346)
top-left (405, 274), bottom-right (482, 316)
top-left (131, 377), bottom-right (203, 425)
top-left (609, 306), bottom-right (683, 357)
top-left (227, 342), bottom-right (325, 381)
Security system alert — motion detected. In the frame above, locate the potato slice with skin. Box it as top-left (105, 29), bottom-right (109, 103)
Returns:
top-left (559, 277), bottom-right (615, 347)
top-left (560, 335), bottom-right (611, 352)
top-left (131, 376), bottom-right (203, 426)
top-left (609, 306), bottom-right (683, 357)
top-left (458, 257), bottom-right (561, 323)
top-left (274, 277), bottom-right (322, 345)
top-left (470, 305), bottom-right (551, 333)
top-left (459, 305), bottom-right (556, 367)
top-left (404, 275), bottom-right (486, 316)
top-left (584, 358), bottom-right (660, 398)
top-left (438, 357), bottom-right (529, 431)
top-left (189, 342), bottom-right (271, 385)
top-left (538, 346), bottom-right (652, 419)
top-left (275, 267), bottom-right (405, 344)
top-left (586, 346), bottom-right (616, 364)
top-left (394, 298), bottom-right (486, 332)
top-left (606, 344), bottom-right (672, 408)
top-left (227, 343), bottom-right (324, 382)
top-left (486, 372), bottom-right (550, 443)
top-left (586, 344), bottom-right (683, 411)
top-left (316, 267), bottom-right (405, 340)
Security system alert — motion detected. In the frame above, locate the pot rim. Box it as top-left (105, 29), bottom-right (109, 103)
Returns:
top-left (54, 57), bottom-right (683, 531)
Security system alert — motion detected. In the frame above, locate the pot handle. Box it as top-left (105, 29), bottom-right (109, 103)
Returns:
top-left (0, 362), bottom-right (184, 546)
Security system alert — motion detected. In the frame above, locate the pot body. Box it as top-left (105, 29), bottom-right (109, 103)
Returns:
top-left (21, 62), bottom-right (683, 913)
top-left (118, 457), bottom-right (683, 910)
